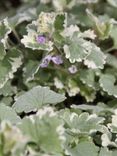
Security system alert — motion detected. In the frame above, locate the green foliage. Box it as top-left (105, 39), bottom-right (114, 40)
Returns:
top-left (0, 0), bottom-right (117, 155)
top-left (13, 86), bottom-right (66, 113)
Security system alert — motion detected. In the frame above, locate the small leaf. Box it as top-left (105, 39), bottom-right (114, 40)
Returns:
top-left (13, 86), bottom-right (66, 113)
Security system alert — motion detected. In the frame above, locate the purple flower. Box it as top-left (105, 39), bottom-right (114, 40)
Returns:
top-left (36, 35), bottom-right (46, 44)
top-left (40, 55), bottom-right (52, 68)
top-left (68, 65), bottom-right (77, 74)
top-left (51, 55), bottom-right (63, 65)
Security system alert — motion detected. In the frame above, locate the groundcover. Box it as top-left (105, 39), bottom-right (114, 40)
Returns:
top-left (0, 0), bottom-right (117, 155)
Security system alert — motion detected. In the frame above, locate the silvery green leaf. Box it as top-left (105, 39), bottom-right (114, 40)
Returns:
top-left (99, 74), bottom-right (117, 98)
top-left (23, 60), bottom-right (39, 82)
top-left (21, 21), bottom-right (53, 51)
top-left (63, 38), bottom-right (89, 63)
top-left (63, 31), bottom-right (106, 68)
top-left (79, 69), bottom-right (96, 89)
top-left (19, 110), bottom-right (64, 154)
top-left (61, 112), bottom-right (104, 134)
top-left (1, 97), bottom-right (13, 106)
top-left (71, 103), bottom-right (114, 114)
top-left (0, 18), bottom-right (12, 49)
top-left (84, 43), bottom-right (106, 69)
top-left (66, 141), bottom-right (99, 156)
top-left (0, 80), bottom-right (16, 96)
top-left (13, 86), bottom-right (66, 113)
top-left (0, 48), bottom-right (22, 88)
top-left (0, 104), bottom-right (21, 123)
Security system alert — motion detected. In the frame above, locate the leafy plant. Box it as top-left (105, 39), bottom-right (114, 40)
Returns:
top-left (0, 0), bottom-right (117, 155)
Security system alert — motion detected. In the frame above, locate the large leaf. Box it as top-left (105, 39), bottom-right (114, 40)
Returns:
top-left (63, 32), bottom-right (106, 69)
top-left (13, 86), bottom-right (66, 113)
top-left (0, 104), bottom-right (20, 123)
top-left (19, 110), bottom-right (64, 154)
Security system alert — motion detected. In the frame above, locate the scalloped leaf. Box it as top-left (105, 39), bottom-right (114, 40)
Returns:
top-left (61, 112), bottom-right (104, 134)
top-left (99, 74), bottom-right (117, 98)
top-left (13, 86), bottom-right (66, 113)
top-left (63, 33), bottom-right (106, 69)
top-left (21, 21), bottom-right (53, 51)
top-left (84, 43), bottom-right (106, 69)
top-left (0, 104), bottom-right (21, 123)
top-left (19, 111), bottom-right (64, 154)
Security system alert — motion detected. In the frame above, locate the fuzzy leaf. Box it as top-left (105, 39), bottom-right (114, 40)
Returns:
top-left (62, 112), bottom-right (104, 134)
top-left (99, 74), bottom-right (117, 98)
top-left (21, 21), bottom-right (53, 51)
top-left (64, 32), bottom-right (106, 69)
top-left (84, 43), bottom-right (106, 69)
top-left (19, 110), bottom-right (64, 154)
top-left (13, 86), bottom-right (66, 113)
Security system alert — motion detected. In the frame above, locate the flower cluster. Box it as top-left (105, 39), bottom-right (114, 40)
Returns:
top-left (40, 55), bottom-right (63, 68)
